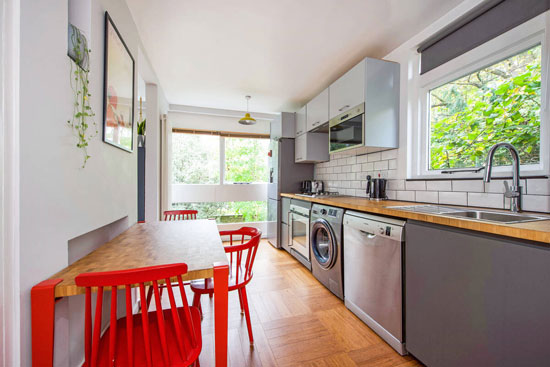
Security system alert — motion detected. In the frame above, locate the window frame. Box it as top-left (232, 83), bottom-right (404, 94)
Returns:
top-left (410, 13), bottom-right (550, 179)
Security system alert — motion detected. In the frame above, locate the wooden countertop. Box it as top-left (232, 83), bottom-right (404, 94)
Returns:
top-left (281, 193), bottom-right (550, 244)
top-left (50, 220), bottom-right (229, 297)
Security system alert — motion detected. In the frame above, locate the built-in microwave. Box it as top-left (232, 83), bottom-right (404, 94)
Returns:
top-left (329, 103), bottom-right (364, 153)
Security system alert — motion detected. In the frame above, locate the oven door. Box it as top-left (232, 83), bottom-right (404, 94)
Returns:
top-left (289, 208), bottom-right (310, 262)
top-left (329, 104), bottom-right (364, 153)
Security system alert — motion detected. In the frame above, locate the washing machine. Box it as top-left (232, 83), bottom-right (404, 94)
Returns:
top-left (310, 204), bottom-right (344, 299)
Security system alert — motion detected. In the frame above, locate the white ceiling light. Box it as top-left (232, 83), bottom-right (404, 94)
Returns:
top-left (238, 95), bottom-right (256, 125)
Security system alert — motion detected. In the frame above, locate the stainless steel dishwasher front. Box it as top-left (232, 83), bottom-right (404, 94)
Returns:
top-left (343, 211), bottom-right (406, 355)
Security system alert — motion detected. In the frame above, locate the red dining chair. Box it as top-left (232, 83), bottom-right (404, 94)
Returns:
top-left (164, 210), bottom-right (198, 221)
top-left (190, 227), bottom-right (261, 345)
top-left (75, 263), bottom-right (202, 367)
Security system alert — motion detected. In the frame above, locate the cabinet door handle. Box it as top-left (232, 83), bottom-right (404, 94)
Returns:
top-left (296, 157), bottom-right (302, 161)
top-left (338, 105), bottom-right (350, 112)
top-left (314, 121), bottom-right (320, 126)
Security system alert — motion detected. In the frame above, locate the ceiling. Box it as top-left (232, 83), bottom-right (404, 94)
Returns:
top-left (127, 0), bottom-right (464, 113)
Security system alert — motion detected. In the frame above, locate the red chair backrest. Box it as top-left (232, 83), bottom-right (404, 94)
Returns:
top-left (219, 227), bottom-right (262, 287)
top-left (163, 210), bottom-right (198, 221)
top-left (75, 264), bottom-right (198, 367)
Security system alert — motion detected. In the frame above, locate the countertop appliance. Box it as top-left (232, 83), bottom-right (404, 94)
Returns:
top-left (301, 180), bottom-right (324, 195)
top-left (366, 175), bottom-right (387, 200)
top-left (267, 112), bottom-right (314, 249)
top-left (310, 204), bottom-right (345, 299)
top-left (288, 201), bottom-right (312, 270)
top-left (329, 103), bottom-right (364, 153)
top-left (343, 211), bottom-right (406, 355)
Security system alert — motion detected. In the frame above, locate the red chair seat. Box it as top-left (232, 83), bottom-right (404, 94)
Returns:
top-left (93, 307), bottom-right (202, 367)
top-left (189, 265), bottom-right (249, 294)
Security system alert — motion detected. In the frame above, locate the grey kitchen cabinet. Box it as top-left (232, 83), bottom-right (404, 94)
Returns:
top-left (295, 132), bottom-right (329, 163)
top-left (406, 221), bottom-right (550, 367)
top-left (295, 106), bottom-right (307, 137)
top-left (270, 111), bottom-right (296, 139)
top-left (329, 60), bottom-right (365, 119)
top-left (281, 222), bottom-right (289, 252)
top-left (306, 88), bottom-right (329, 132)
top-left (328, 57), bottom-right (399, 150)
top-left (281, 197), bottom-right (291, 224)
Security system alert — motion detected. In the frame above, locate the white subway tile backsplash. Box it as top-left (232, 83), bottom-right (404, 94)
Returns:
top-left (467, 193), bottom-right (504, 209)
top-left (439, 192), bottom-right (467, 206)
top-left (315, 149), bottom-right (550, 212)
top-left (357, 155), bottom-right (369, 164)
top-left (388, 179), bottom-right (405, 191)
top-left (452, 180), bottom-right (484, 192)
top-left (362, 162), bottom-right (374, 171)
top-left (381, 149), bottom-right (398, 160)
top-left (374, 160), bottom-right (389, 170)
top-left (522, 195), bottom-right (550, 213)
top-left (367, 152), bottom-right (381, 162)
top-left (406, 180), bottom-right (426, 191)
top-left (426, 180), bottom-right (452, 191)
top-left (396, 190), bottom-right (415, 202)
top-left (484, 179), bottom-right (526, 194)
top-left (526, 179), bottom-right (550, 195)
top-left (416, 191), bottom-right (438, 204)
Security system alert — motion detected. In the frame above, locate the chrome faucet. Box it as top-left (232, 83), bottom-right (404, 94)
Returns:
top-left (483, 142), bottom-right (522, 212)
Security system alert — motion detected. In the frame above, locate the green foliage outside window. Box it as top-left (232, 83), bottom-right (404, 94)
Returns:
top-left (429, 45), bottom-right (541, 170)
top-left (172, 133), bottom-right (220, 184)
top-left (224, 137), bottom-right (269, 183)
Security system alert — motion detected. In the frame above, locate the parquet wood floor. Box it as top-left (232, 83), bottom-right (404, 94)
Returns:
top-left (192, 240), bottom-right (423, 366)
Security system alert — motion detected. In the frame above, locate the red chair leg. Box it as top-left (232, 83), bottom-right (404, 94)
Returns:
top-left (240, 287), bottom-right (254, 345)
top-left (238, 288), bottom-right (244, 315)
top-left (193, 292), bottom-right (202, 317)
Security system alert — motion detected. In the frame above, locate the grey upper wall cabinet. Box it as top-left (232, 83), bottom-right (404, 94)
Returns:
top-left (329, 61), bottom-right (366, 119)
top-left (295, 105), bottom-right (307, 137)
top-left (306, 88), bottom-right (329, 132)
top-left (328, 57), bottom-right (400, 150)
top-left (295, 132), bottom-right (329, 163)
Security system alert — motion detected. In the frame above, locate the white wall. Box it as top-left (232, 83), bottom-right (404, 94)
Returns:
top-left (169, 108), bottom-right (272, 135)
top-left (18, 0), bottom-right (165, 365)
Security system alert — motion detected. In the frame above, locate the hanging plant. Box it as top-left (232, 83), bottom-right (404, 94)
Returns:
top-left (67, 24), bottom-right (98, 168)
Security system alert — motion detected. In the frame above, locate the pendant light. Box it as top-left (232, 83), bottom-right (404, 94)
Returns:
top-left (238, 95), bottom-right (256, 125)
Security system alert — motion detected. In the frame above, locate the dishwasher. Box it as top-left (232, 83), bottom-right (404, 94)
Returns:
top-left (343, 211), bottom-right (406, 355)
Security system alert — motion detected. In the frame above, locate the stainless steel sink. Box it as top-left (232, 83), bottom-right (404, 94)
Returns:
top-left (444, 210), bottom-right (549, 224)
top-left (386, 204), bottom-right (550, 224)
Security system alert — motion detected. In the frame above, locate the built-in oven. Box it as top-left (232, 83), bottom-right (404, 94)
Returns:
top-left (329, 103), bottom-right (364, 153)
top-left (288, 203), bottom-right (311, 270)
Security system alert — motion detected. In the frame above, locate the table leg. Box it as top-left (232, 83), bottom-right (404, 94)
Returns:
top-left (213, 262), bottom-right (229, 367)
top-left (31, 279), bottom-right (62, 367)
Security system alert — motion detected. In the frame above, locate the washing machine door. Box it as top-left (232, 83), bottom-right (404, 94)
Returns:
top-left (311, 219), bottom-right (337, 269)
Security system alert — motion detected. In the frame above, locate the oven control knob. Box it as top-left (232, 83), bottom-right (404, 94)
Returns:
top-left (321, 209), bottom-right (327, 215)
top-left (379, 227), bottom-right (385, 235)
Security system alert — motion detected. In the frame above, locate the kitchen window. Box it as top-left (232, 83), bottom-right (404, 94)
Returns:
top-left (172, 131), bottom-right (269, 184)
top-left (411, 15), bottom-right (549, 179)
top-left (171, 130), bottom-right (270, 224)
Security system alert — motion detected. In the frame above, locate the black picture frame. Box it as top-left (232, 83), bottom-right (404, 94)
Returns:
top-left (102, 11), bottom-right (135, 152)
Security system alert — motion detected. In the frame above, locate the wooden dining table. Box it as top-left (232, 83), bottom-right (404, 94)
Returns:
top-left (31, 219), bottom-right (230, 366)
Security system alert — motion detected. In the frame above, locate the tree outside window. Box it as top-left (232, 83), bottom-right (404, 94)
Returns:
top-left (429, 44), bottom-right (541, 171)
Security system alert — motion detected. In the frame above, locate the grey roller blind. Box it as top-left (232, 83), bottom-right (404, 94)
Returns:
top-left (418, 0), bottom-right (550, 75)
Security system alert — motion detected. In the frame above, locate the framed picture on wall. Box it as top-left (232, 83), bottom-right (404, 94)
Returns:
top-left (102, 12), bottom-right (135, 152)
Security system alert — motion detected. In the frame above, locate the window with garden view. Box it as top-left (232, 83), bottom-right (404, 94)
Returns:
top-left (171, 132), bottom-right (269, 223)
top-left (429, 44), bottom-right (541, 171)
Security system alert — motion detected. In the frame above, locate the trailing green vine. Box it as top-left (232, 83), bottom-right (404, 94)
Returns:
top-left (67, 25), bottom-right (98, 168)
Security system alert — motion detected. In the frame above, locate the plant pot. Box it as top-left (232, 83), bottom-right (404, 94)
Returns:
top-left (138, 135), bottom-right (146, 147)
